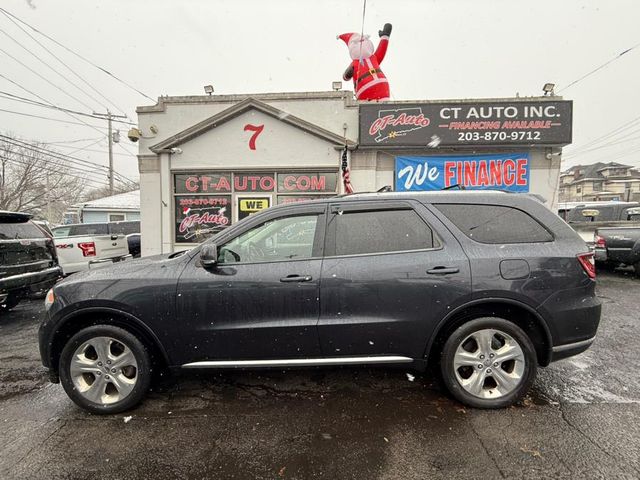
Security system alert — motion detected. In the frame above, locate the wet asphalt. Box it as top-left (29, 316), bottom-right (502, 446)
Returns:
top-left (1, 271), bottom-right (639, 479)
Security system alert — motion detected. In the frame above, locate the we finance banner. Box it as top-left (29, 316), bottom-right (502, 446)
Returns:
top-left (395, 153), bottom-right (530, 192)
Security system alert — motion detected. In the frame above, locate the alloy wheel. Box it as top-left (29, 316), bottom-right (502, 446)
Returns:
top-left (452, 328), bottom-right (525, 399)
top-left (70, 336), bottom-right (138, 405)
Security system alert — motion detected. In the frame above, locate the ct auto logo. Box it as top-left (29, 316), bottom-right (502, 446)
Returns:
top-left (368, 107), bottom-right (431, 143)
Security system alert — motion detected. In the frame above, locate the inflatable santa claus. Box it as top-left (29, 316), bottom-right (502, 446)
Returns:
top-left (338, 23), bottom-right (392, 101)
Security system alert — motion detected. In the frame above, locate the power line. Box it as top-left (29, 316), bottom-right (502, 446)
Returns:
top-left (0, 153), bottom-right (111, 188)
top-left (50, 143), bottom-right (135, 157)
top-left (0, 72), bottom-right (124, 149)
top-left (0, 134), bottom-right (137, 185)
top-left (0, 107), bottom-right (105, 127)
top-left (0, 9), bottom-right (130, 117)
top-left (64, 138), bottom-right (105, 155)
top-left (574, 117), bottom-right (640, 154)
top-left (47, 137), bottom-right (103, 144)
top-left (0, 25), bottom-right (113, 115)
top-left (0, 46), bottom-right (98, 112)
top-left (0, 8), bottom-right (155, 103)
top-left (0, 139), bottom-right (119, 184)
top-left (565, 131), bottom-right (640, 157)
top-left (0, 90), bottom-right (136, 125)
top-left (0, 76), bottom-right (138, 186)
top-left (558, 41), bottom-right (640, 93)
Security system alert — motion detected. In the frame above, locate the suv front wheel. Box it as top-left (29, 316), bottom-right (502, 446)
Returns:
top-left (59, 325), bottom-right (151, 414)
top-left (440, 318), bottom-right (537, 409)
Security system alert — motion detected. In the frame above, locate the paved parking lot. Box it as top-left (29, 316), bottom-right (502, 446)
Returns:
top-left (1, 271), bottom-right (639, 479)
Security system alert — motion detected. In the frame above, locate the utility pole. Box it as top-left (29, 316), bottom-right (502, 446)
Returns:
top-left (93, 110), bottom-right (128, 195)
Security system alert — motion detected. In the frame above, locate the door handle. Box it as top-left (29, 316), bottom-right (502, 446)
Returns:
top-left (427, 266), bottom-right (460, 275)
top-left (280, 275), bottom-right (313, 283)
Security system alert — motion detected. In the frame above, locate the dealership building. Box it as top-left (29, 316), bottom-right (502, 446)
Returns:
top-left (136, 91), bottom-right (572, 256)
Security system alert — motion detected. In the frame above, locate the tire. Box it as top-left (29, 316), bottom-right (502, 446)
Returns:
top-left (634, 262), bottom-right (640, 278)
top-left (0, 293), bottom-right (21, 313)
top-left (440, 317), bottom-right (537, 409)
top-left (59, 325), bottom-right (152, 414)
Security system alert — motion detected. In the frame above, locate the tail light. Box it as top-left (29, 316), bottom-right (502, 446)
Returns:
top-left (594, 234), bottom-right (606, 249)
top-left (577, 252), bottom-right (596, 279)
top-left (78, 242), bottom-right (96, 257)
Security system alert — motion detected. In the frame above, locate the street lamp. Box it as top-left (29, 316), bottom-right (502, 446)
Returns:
top-left (543, 83), bottom-right (555, 96)
top-left (204, 85), bottom-right (214, 96)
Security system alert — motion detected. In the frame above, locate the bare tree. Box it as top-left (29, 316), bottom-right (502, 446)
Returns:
top-left (0, 133), bottom-right (88, 222)
top-left (81, 182), bottom-right (140, 203)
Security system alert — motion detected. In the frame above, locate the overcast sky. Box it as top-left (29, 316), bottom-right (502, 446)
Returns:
top-left (1, 0), bottom-right (639, 186)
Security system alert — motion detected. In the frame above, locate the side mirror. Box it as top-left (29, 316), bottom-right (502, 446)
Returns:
top-left (200, 243), bottom-right (218, 268)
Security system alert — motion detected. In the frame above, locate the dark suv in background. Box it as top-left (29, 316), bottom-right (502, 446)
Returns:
top-left (1, 211), bottom-right (62, 312)
top-left (39, 192), bottom-right (601, 413)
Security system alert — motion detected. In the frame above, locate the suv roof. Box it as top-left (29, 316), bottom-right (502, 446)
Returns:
top-left (281, 190), bottom-right (541, 207)
top-left (0, 210), bottom-right (32, 222)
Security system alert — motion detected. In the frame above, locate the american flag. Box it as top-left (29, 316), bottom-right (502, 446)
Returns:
top-left (341, 147), bottom-right (354, 194)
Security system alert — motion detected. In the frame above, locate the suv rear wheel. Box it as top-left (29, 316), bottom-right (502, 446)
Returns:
top-left (440, 317), bottom-right (537, 408)
top-left (59, 325), bottom-right (151, 414)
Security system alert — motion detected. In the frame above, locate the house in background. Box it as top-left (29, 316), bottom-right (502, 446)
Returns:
top-left (72, 190), bottom-right (140, 223)
top-left (559, 162), bottom-right (640, 202)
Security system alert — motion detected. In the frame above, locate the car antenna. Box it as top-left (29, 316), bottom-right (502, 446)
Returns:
top-left (377, 185), bottom-right (393, 192)
top-left (442, 184), bottom-right (466, 190)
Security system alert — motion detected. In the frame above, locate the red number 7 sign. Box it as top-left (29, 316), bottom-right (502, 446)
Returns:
top-left (243, 124), bottom-right (264, 150)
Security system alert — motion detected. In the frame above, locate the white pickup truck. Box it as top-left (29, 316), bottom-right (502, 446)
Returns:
top-left (51, 223), bottom-right (131, 275)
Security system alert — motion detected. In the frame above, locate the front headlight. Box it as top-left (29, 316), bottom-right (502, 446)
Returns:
top-left (44, 288), bottom-right (55, 310)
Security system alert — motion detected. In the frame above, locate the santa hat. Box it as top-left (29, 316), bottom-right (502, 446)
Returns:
top-left (337, 33), bottom-right (355, 44)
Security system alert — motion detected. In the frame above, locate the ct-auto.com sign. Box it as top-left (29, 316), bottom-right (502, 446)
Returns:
top-left (360, 100), bottom-right (572, 147)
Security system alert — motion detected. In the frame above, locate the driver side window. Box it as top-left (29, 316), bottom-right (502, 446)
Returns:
top-left (219, 214), bottom-right (319, 264)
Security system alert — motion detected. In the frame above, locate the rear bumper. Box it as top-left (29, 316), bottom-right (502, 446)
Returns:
top-left (594, 247), bottom-right (607, 263)
top-left (0, 266), bottom-right (62, 293)
top-left (538, 283), bottom-right (601, 363)
top-left (551, 336), bottom-right (596, 362)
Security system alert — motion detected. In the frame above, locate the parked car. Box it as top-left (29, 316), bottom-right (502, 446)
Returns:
top-left (594, 222), bottom-right (640, 275)
top-left (39, 191), bottom-right (601, 413)
top-left (558, 201), bottom-right (640, 247)
top-left (108, 221), bottom-right (141, 258)
top-left (51, 222), bottom-right (134, 275)
top-left (1, 211), bottom-right (62, 312)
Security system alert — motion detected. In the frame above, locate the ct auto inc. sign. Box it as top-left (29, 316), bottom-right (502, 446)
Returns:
top-left (360, 100), bottom-right (572, 147)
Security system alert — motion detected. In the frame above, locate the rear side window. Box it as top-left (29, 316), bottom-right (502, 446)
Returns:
top-left (68, 223), bottom-right (109, 236)
top-left (435, 204), bottom-right (553, 244)
top-left (334, 208), bottom-right (436, 256)
top-left (110, 221), bottom-right (140, 235)
top-left (0, 220), bottom-right (45, 240)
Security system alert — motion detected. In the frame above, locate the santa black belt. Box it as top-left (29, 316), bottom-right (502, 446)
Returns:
top-left (356, 68), bottom-right (383, 84)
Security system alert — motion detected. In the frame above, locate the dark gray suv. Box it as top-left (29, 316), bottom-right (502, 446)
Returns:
top-left (39, 191), bottom-right (601, 413)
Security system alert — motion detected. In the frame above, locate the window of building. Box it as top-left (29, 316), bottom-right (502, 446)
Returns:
top-left (434, 204), bottom-right (553, 243)
top-left (576, 186), bottom-right (582, 193)
top-left (332, 209), bottom-right (436, 256)
top-left (174, 171), bottom-right (337, 243)
top-left (219, 214), bottom-right (319, 263)
top-left (109, 214), bottom-right (126, 222)
top-left (593, 181), bottom-right (603, 192)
